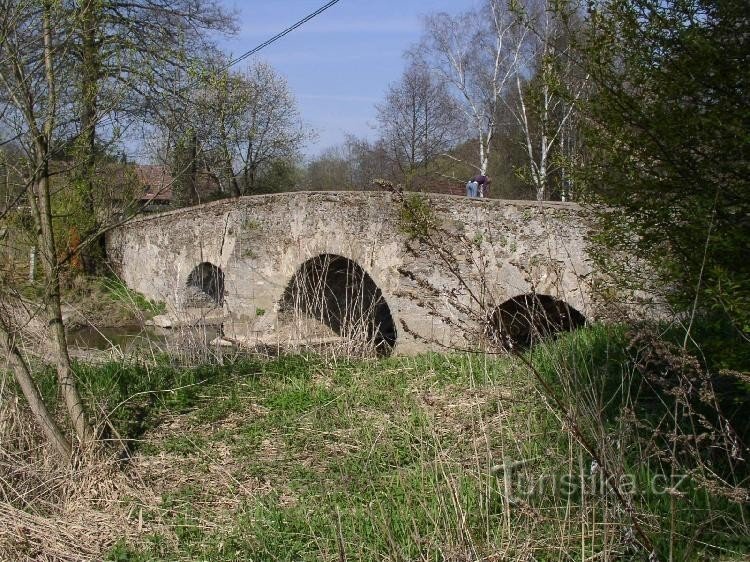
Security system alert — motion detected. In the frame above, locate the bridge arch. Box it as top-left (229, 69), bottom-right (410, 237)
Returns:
top-left (186, 262), bottom-right (225, 306)
top-left (486, 293), bottom-right (585, 349)
top-left (279, 253), bottom-right (397, 355)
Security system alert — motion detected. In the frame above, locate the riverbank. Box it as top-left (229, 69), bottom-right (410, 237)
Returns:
top-left (59, 276), bottom-right (165, 332)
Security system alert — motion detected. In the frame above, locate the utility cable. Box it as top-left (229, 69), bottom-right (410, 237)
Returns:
top-left (224, 0), bottom-right (342, 69)
top-left (0, 0), bottom-right (344, 149)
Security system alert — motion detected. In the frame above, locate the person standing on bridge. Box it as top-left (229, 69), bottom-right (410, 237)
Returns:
top-left (472, 175), bottom-right (491, 198)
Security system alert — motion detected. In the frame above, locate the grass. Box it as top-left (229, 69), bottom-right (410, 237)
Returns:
top-left (13, 273), bottom-right (166, 328)
top-left (96, 328), bottom-right (750, 559)
top-left (99, 276), bottom-right (166, 316)
top-left (85, 352), bottom-right (532, 560)
top-left (4, 325), bottom-right (748, 560)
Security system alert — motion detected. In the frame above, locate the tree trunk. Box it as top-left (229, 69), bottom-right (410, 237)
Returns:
top-left (0, 317), bottom-right (72, 459)
top-left (171, 131), bottom-right (199, 207)
top-left (188, 131), bottom-right (198, 203)
top-left (230, 171), bottom-right (241, 197)
top-left (34, 3), bottom-right (94, 446)
top-left (479, 134), bottom-right (488, 176)
top-left (32, 166), bottom-right (95, 446)
top-left (77, 0), bottom-right (104, 273)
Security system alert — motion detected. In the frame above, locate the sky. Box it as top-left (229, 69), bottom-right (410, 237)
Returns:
top-left (217, 0), bottom-right (478, 157)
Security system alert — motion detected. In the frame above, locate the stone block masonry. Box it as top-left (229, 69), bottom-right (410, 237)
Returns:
top-left (106, 191), bottom-right (643, 355)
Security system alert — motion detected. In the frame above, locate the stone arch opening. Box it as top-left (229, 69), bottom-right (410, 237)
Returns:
top-left (186, 262), bottom-right (225, 306)
top-left (280, 254), bottom-right (397, 355)
top-left (487, 293), bottom-right (585, 349)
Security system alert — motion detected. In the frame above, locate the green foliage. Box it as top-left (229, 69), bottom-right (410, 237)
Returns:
top-left (242, 217), bottom-right (260, 230)
top-left (100, 276), bottom-right (165, 315)
top-left (6, 323), bottom-right (732, 560)
top-left (3, 206), bottom-right (34, 241)
top-left (397, 193), bottom-right (438, 238)
top-left (254, 159), bottom-right (302, 194)
top-left (529, 324), bottom-right (750, 557)
top-left (50, 152), bottom-right (141, 273)
top-left (531, 323), bottom-right (628, 388)
top-left (22, 358), bottom-right (263, 446)
top-left (19, 282), bottom-right (46, 301)
top-left (579, 0), bottom-right (750, 341)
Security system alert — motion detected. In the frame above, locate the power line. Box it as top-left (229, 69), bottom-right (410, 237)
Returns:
top-left (225, 0), bottom-right (343, 69)
top-left (0, 0), bottom-right (344, 149)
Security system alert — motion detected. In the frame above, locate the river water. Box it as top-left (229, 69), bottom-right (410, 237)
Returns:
top-left (68, 324), bottom-right (221, 354)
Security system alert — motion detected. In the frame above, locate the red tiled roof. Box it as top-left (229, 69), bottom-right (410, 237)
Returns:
top-left (136, 165), bottom-right (173, 201)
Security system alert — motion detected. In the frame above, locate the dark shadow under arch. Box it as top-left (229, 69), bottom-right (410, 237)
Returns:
top-left (186, 262), bottom-right (225, 306)
top-left (279, 254), bottom-right (397, 355)
top-left (487, 293), bottom-right (586, 349)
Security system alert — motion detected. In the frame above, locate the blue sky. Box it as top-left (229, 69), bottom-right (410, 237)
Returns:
top-left (218, 1), bottom-right (478, 157)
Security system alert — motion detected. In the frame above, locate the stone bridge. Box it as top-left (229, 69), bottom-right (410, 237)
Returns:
top-left (107, 191), bottom-right (622, 355)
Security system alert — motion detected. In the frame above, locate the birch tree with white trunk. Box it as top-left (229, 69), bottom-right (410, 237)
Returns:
top-left (412, 0), bottom-right (528, 177)
top-left (508, 0), bottom-right (588, 201)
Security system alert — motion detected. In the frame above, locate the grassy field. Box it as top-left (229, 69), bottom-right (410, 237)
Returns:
top-left (2, 325), bottom-right (749, 561)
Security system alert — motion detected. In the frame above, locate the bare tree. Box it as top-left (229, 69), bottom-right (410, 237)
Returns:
top-left (412, 0), bottom-right (528, 177)
top-left (71, 0), bottom-right (236, 269)
top-left (0, 0), bottom-right (93, 452)
top-left (376, 65), bottom-right (461, 188)
top-left (345, 135), bottom-right (392, 189)
top-left (148, 59), bottom-right (221, 206)
top-left (0, 0), bottom-right (235, 454)
top-left (305, 145), bottom-right (355, 191)
top-left (508, 0), bottom-right (588, 201)
top-left (304, 134), bottom-right (393, 191)
top-left (196, 61), bottom-right (313, 196)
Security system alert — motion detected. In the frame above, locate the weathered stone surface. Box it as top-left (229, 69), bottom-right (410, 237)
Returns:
top-left (106, 191), bottom-right (645, 354)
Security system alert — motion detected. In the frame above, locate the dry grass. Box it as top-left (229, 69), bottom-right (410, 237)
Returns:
top-left (0, 326), bottom-right (748, 560)
top-left (0, 391), bottom-right (142, 561)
